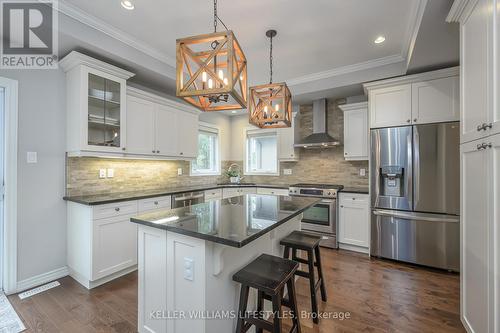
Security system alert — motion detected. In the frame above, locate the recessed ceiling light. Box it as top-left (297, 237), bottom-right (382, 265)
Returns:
top-left (121, 0), bottom-right (134, 10)
top-left (374, 36), bottom-right (386, 44)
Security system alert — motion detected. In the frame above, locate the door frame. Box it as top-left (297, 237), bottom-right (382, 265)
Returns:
top-left (0, 77), bottom-right (18, 294)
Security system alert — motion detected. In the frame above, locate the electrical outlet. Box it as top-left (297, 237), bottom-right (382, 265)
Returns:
top-left (26, 152), bottom-right (37, 164)
top-left (283, 168), bottom-right (292, 175)
top-left (177, 168), bottom-right (183, 176)
top-left (99, 169), bottom-right (106, 179)
top-left (183, 257), bottom-right (194, 281)
top-left (359, 168), bottom-right (366, 177)
top-left (107, 169), bottom-right (114, 178)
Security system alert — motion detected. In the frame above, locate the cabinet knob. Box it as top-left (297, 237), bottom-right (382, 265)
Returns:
top-left (340, 205), bottom-right (344, 208)
top-left (413, 118), bottom-right (417, 122)
top-left (344, 152), bottom-right (347, 155)
top-left (352, 198), bottom-right (356, 200)
top-left (154, 201), bottom-right (159, 205)
top-left (152, 150), bottom-right (155, 153)
top-left (122, 147), bottom-right (126, 151)
top-left (115, 207), bottom-right (120, 212)
top-left (157, 150), bottom-right (160, 153)
top-left (407, 119), bottom-right (411, 123)
top-left (180, 152), bottom-right (184, 155)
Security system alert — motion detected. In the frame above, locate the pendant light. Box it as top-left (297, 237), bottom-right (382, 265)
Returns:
top-left (176, 0), bottom-right (248, 111)
top-left (249, 30), bottom-right (292, 128)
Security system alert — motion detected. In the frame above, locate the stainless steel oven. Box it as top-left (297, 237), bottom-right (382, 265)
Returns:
top-left (289, 184), bottom-right (343, 248)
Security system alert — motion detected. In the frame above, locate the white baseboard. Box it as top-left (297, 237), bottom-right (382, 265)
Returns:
top-left (15, 266), bottom-right (69, 294)
top-left (69, 265), bottom-right (137, 290)
top-left (339, 243), bottom-right (369, 254)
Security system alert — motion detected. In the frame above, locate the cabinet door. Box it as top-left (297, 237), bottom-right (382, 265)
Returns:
top-left (155, 105), bottom-right (178, 156)
top-left (278, 114), bottom-right (298, 161)
top-left (412, 76), bottom-right (459, 124)
top-left (222, 188), bottom-right (240, 199)
top-left (344, 108), bottom-right (368, 160)
top-left (494, 0), bottom-right (500, 137)
top-left (92, 215), bottom-right (138, 280)
top-left (369, 84), bottom-right (412, 128)
top-left (489, 134), bottom-right (500, 332)
top-left (461, 0), bottom-right (491, 143)
top-left (460, 140), bottom-right (490, 333)
top-left (177, 111), bottom-right (198, 158)
top-left (126, 96), bottom-right (155, 155)
top-left (339, 194), bottom-right (369, 248)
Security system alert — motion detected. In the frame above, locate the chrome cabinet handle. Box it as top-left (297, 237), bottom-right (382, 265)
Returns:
top-left (485, 123), bottom-right (493, 130)
top-left (477, 143), bottom-right (492, 150)
top-left (477, 123), bottom-right (493, 131)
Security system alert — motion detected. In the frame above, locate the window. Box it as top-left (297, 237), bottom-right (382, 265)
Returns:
top-left (191, 125), bottom-right (220, 175)
top-left (245, 131), bottom-right (278, 175)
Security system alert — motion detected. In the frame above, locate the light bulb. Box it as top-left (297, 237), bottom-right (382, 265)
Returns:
top-left (240, 74), bottom-right (244, 81)
top-left (275, 104), bottom-right (280, 112)
top-left (208, 79), bottom-right (213, 89)
top-left (218, 70), bottom-right (224, 80)
top-left (202, 71), bottom-right (207, 83)
top-left (223, 78), bottom-right (228, 85)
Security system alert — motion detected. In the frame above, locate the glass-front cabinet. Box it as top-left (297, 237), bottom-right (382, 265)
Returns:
top-left (60, 51), bottom-right (134, 155)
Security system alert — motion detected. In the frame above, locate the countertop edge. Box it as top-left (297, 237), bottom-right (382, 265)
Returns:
top-left (339, 188), bottom-right (369, 195)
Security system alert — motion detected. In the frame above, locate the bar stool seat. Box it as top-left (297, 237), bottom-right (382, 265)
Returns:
top-left (233, 254), bottom-right (301, 333)
top-left (281, 231), bottom-right (327, 324)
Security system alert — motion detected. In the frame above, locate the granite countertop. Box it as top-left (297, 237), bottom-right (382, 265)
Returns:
top-left (130, 194), bottom-right (319, 248)
top-left (339, 187), bottom-right (369, 194)
top-left (63, 183), bottom-right (291, 205)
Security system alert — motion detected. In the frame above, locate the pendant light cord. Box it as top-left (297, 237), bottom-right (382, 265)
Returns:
top-left (269, 34), bottom-right (273, 84)
top-left (213, 0), bottom-right (228, 33)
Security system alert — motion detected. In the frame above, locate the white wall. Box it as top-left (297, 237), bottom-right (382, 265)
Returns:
top-left (229, 115), bottom-right (258, 161)
top-left (0, 70), bottom-right (67, 282)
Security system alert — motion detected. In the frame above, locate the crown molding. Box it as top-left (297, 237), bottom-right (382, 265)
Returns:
top-left (55, 0), bottom-right (176, 67)
top-left (287, 54), bottom-right (405, 86)
top-left (402, 0), bottom-right (428, 69)
top-left (59, 51), bottom-right (135, 79)
top-left (338, 102), bottom-right (368, 112)
top-left (446, 0), bottom-right (477, 23)
top-left (127, 86), bottom-right (199, 115)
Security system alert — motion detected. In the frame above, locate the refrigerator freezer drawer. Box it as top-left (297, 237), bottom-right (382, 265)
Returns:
top-left (370, 209), bottom-right (460, 271)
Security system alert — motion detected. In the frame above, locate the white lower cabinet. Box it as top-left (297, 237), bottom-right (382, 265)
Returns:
top-left (205, 188), bottom-right (223, 201)
top-left (256, 187), bottom-right (289, 196)
top-left (67, 195), bottom-right (171, 289)
top-left (338, 193), bottom-right (369, 253)
top-left (222, 187), bottom-right (257, 199)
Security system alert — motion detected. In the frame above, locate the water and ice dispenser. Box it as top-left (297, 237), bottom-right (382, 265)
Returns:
top-left (380, 166), bottom-right (404, 197)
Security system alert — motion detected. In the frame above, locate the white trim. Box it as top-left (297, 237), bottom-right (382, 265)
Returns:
top-left (402, 0), bottom-right (428, 69)
top-left (338, 102), bottom-right (368, 112)
top-left (446, 0), bottom-right (478, 23)
top-left (287, 54), bottom-right (405, 86)
top-left (16, 266), bottom-right (69, 294)
top-left (127, 86), bottom-right (199, 115)
top-left (59, 51), bottom-right (135, 79)
top-left (244, 129), bottom-right (280, 176)
top-left (0, 77), bottom-right (17, 295)
top-left (190, 122), bottom-right (222, 176)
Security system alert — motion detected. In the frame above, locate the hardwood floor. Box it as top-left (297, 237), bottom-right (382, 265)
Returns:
top-left (9, 249), bottom-right (464, 333)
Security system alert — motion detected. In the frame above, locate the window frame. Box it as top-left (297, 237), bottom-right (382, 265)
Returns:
top-left (190, 123), bottom-right (221, 176)
top-left (244, 128), bottom-right (280, 176)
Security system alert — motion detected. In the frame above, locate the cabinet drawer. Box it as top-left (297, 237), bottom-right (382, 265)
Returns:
top-left (93, 201), bottom-right (138, 220)
top-left (205, 189), bottom-right (222, 200)
top-left (257, 188), bottom-right (289, 196)
top-left (138, 196), bottom-right (171, 213)
top-left (339, 193), bottom-right (369, 206)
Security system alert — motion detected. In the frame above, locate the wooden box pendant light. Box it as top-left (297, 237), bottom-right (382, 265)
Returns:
top-left (176, 0), bottom-right (248, 111)
top-left (249, 30), bottom-right (292, 128)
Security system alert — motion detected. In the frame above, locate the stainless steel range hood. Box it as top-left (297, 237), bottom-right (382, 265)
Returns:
top-left (294, 99), bottom-right (340, 148)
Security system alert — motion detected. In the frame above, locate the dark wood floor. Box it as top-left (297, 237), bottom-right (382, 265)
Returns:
top-left (9, 249), bottom-right (464, 333)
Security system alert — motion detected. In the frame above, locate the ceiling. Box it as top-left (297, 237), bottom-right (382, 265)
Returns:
top-left (56, 0), bottom-right (458, 105)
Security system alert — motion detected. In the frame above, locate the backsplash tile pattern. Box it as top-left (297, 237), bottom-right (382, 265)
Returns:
top-left (66, 100), bottom-right (368, 197)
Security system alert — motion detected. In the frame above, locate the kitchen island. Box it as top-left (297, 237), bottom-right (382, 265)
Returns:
top-left (130, 194), bottom-right (318, 333)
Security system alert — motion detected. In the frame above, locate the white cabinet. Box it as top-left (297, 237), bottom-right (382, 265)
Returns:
top-left (205, 189), bottom-right (223, 201)
top-left (126, 95), bottom-right (156, 155)
top-left (339, 102), bottom-right (368, 160)
top-left (155, 105), bottom-right (178, 156)
top-left (364, 67), bottom-right (460, 129)
top-left (60, 51), bottom-right (134, 155)
top-left (368, 84), bottom-right (412, 128)
top-left (138, 196), bottom-right (171, 213)
top-left (338, 193), bottom-right (369, 253)
top-left (412, 76), bottom-right (459, 124)
top-left (177, 111), bottom-right (199, 158)
top-left (222, 187), bottom-right (257, 199)
top-left (256, 188), bottom-right (289, 196)
top-left (278, 113), bottom-right (299, 161)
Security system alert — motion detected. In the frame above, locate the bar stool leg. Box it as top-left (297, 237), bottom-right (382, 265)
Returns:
top-left (236, 285), bottom-right (250, 333)
top-left (307, 249), bottom-right (319, 324)
top-left (315, 245), bottom-right (327, 302)
top-left (272, 292), bottom-right (282, 333)
top-left (284, 246), bottom-right (290, 260)
top-left (286, 278), bottom-right (301, 333)
top-left (256, 290), bottom-right (264, 333)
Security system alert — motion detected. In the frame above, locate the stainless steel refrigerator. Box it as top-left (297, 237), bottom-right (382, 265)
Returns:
top-left (370, 122), bottom-right (460, 271)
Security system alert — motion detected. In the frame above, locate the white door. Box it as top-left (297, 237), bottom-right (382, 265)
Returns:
top-left (155, 105), bottom-right (178, 156)
top-left (460, 140), bottom-right (491, 333)
top-left (412, 76), bottom-right (459, 124)
top-left (460, 0), bottom-right (491, 143)
top-left (369, 84), bottom-right (412, 128)
top-left (177, 112), bottom-right (198, 158)
top-left (126, 96), bottom-right (155, 155)
top-left (344, 108), bottom-right (368, 160)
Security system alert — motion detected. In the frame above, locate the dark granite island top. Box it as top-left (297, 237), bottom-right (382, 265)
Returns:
top-left (130, 194), bottom-right (319, 248)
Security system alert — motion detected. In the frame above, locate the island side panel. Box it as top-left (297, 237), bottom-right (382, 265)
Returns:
top-left (138, 225), bottom-right (167, 333)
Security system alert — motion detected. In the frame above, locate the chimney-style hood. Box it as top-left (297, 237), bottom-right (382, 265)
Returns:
top-left (294, 99), bottom-right (341, 148)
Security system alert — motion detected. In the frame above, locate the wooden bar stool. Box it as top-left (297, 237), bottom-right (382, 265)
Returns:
top-left (233, 254), bottom-right (301, 333)
top-left (280, 231), bottom-right (327, 324)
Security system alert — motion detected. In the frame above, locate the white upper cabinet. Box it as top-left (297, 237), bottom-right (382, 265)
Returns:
top-left (364, 67), bottom-right (460, 129)
top-left (368, 84), bottom-right (412, 128)
top-left (278, 112), bottom-right (299, 161)
top-left (177, 111), bottom-right (199, 158)
top-left (155, 105), bottom-right (179, 156)
top-left (126, 95), bottom-right (155, 155)
top-left (412, 76), bottom-right (459, 124)
top-left (60, 51), bottom-right (135, 155)
top-left (339, 102), bottom-right (368, 160)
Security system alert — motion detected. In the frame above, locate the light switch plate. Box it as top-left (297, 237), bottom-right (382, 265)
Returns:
top-left (177, 168), bottom-right (183, 176)
top-left (107, 169), bottom-right (114, 178)
top-left (26, 152), bottom-right (37, 164)
top-left (359, 168), bottom-right (366, 176)
top-left (183, 257), bottom-right (194, 281)
top-left (283, 169), bottom-right (292, 175)
top-left (99, 169), bottom-right (106, 179)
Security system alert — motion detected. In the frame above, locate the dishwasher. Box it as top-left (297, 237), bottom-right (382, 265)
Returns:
top-left (171, 191), bottom-right (205, 208)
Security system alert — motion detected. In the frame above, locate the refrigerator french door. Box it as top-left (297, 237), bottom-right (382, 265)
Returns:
top-left (370, 122), bottom-right (460, 271)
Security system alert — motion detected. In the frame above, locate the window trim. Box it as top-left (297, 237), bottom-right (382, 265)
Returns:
top-left (190, 122), bottom-right (221, 176)
top-left (244, 128), bottom-right (280, 176)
